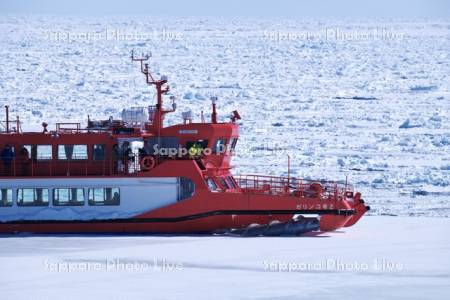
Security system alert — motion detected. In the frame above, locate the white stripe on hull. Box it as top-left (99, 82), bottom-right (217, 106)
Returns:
top-left (0, 177), bottom-right (181, 221)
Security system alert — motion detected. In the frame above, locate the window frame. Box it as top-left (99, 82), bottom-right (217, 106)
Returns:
top-left (212, 139), bottom-right (228, 154)
top-left (226, 176), bottom-right (238, 189)
top-left (185, 139), bottom-right (209, 151)
top-left (92, 144), bottom-right (106, 161)
top-left (88, 187), bottom-right (120, 206)
top-left (17, 188), bottom-right (50, 207)
top-left (230, 138), bottom-right (238, 152)
top-left (206, 177), bottom-right (219, 192)
top-left (35, 145), bottom-right (53, 161)
top-left (0, 188), bottom-right (13, 207)
top-left (216, 177), bottom-right (230, 190)
top-left (53, 188), bottom-right (85, 206)
top-left (178, 177), bottom-right (196, 201)
top-left (57, 144), bottom-right (88, 161)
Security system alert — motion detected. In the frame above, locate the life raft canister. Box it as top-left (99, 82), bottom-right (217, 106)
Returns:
top-left (140, 156), bottom-right (156, 171)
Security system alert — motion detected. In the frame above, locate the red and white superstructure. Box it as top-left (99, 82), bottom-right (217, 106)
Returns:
top-left (0, 53), bottom-right (369, 235)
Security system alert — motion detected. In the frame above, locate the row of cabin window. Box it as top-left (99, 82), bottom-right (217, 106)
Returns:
top-left (3, 138), bottom-right (238, 161)
top-left (206, 176), bottom-right (238, 192)
top-left (12, 144), bottom-right (106, 161)
top-left (0, 187), bottom-right (120, 207)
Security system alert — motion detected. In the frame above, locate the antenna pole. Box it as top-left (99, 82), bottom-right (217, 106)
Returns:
top-left (211, 97), bottom-right (218, 124)
top-left (5, 106), bottom-right (9, 133)
top-left (131, 50), bottom-right (172, 133)
top-left (287, 154), bottom-right (291, 186)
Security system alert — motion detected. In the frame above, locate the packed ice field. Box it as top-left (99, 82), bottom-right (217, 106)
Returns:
top-left (1, 216), bottom-right (449, 300)
top-left (0, 15), bottom-right (449, 217)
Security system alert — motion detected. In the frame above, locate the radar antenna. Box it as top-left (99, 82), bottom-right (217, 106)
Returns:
top-left (131, 50), bottom-right (175, 134)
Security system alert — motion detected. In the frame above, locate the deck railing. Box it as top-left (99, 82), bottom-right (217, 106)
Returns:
top-left (0, 155), bottom-right (142, 177)
top-left (235, 174), bottom-right (353, 199)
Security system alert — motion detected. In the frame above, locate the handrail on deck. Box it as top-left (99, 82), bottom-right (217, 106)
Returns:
top-left (235, 174), bottom-right (353, 198)
top-left (0, 155), bottom-right (143, 177)
top-left (56, 123), bottom-right (81, 132)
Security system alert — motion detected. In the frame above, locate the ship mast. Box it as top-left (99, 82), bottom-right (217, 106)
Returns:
top-left (131, 50), bottom-right (175, 134)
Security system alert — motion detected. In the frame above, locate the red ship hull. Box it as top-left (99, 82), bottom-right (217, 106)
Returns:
top-left (0, 161), bottom-right (369, 235)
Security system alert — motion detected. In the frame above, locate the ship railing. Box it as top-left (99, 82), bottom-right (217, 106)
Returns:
top-left (235, 174), bottom-right (353, 199)
top-left (0, 155), bottom-right (142, 177)
top-left (0, 120), bottom-right (21, 133)
top-left (55, 123), bottom-right (81, 132)
top-left (56, 128), bottom-right (112, 134)
top-left (0, 122), bottom-right (107, 134)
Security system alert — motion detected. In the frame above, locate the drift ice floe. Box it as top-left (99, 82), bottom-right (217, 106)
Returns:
top-left (0, 53), bottom-right (369, 235)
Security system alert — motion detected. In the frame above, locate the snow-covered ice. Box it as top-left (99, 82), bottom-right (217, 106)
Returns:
top-left (0, 14), bottom-right (449, 299)
top-left (1, 216), bottom-right (449, 300)
top-left (1, 15), bottom-right (449, 217)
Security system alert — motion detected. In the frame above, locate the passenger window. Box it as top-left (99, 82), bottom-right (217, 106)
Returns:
top-left (18, 146), bottom-right (31, 160)
top-left (212, 139), bottom-right (227, 154)
top-left (186, 140), bottom-right (209, 150)
top-left (58, 145), bottom-right (88, 160)
top-left (88, 188), bottom-right (120, 206)
top-left (217, 177), bottom-right (230, 190)
top-left (53, 188), bottom-right (85, 206)
top-left (17, 188), bottom-right (49, 206)
top-left (36, 145), bottom-right (52, 160)
top-left (23, 145), bottom-right (35, 159)
top-left (206, 178), bottom-right (218, 191)
top-left (0, 188), bottom-right (12, 207)
top-left (230, 138), bottom-right (238, 151)
top-left (226, 176), bottom-right (238, 189)
top-left (178, 177), bottom-right (195, 201)
top-left (92, 144), bottom-right (106, 161)
top-left (22, 145), bottom-right (40, 160)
